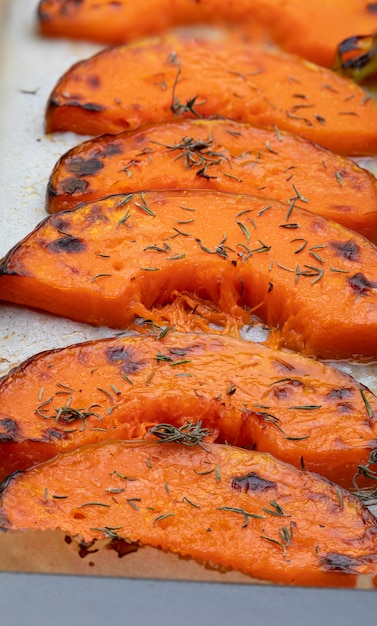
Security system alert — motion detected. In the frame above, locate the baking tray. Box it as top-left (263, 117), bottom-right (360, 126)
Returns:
top-left (1, 0), bottom-right (377, 615)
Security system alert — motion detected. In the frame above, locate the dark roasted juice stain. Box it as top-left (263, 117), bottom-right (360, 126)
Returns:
top-left (67, 157), bottom-right (104, 177)
top-left (326, 388), bottom-right (353, 400)
top-left (331, 239), bottom-right (360, 261)
top-left (78, 539), bottom-right (99, 558)
top-left (106, 538), bottom-right (139, 558)
top-left (320, 552), bottom-right (360, 573)
top-left (60, 177), bottom-right (89, 195)
top-left (348, 273), bottom-right (377, 296)
top-left (64, 535), bottom-right (72, 544)
top-left (231, 471), bottom-right (276, 493)
top-left (48, 235), bottom-right (85, 254)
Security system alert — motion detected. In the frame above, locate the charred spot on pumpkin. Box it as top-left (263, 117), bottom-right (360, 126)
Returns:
top-left (107, 346), bottom-right (135, 363)
top-left (367, 3), bottom-right (377, 13)
top-left (43, 428), bottom-right (68, 441)
top-left (0, 471), bottom-right (23, 495)
top-left (330, 239), bottom-right (360, 261)
top-left (106, 538), bottom-right (139, 558)
top-left (269, 378), bottom-right (304, 400)
top-left (0, 419), bottom-right (19, 441)
top-left (81, 102), bottom-right (106, 112)
top-left (107, 346), bottom-right (145, 374)
top-left (60, 0), bottom-right (84, 15)
top-left (48, 235), bottom-right (86, 254)
top-left (337, 403), bottom-right (354, 414)
top-left (84, 204), bottom-right (111, 225)
top-left (231, 471), bottom-right (276, 493)
top-left (60, 177), bottom-right (89, 195)
top-left (47, 180), bottom-right (58, 198)
top-left (53, 217), bottom-right (70, 231)
top-left (67, 157), bottom-right (104, 177)
top-left (326, 388), bottom-right (353, 400)
top-left (87, 75), bottom-right (101, 90)
top-left (100, 141), bottom-right (123, 157)
top-left (320, 552), bottom-right (360, 573)
top-left (0, 510), bottom-right (10, 530)
top-left (64, 100), bottom-right (106, 112)
top-left (348, 273), bottom-right (377, 296)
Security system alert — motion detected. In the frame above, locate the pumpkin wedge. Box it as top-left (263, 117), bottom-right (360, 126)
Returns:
top-left (0, 331), bottom-right (376, 487)
top-left (2, 190), bottom-right (377, 360)
top-left (45, 36), bottom-right (377, 156)
top-left (2, 440), bottom-right (377, 588)
top-left (46, 119), bottom-right (377, 242)
top-left (37, 0), bottom-right (377, 72)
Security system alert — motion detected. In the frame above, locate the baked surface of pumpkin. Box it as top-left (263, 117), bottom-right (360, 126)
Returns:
top-left (46, 119), bottom-right (377, 242)
top-left (2, 190), bottom-right (377, 359)
top-left (45, 37), bottom-right (377, 155)
top-left (2, 440), bottom-right (377, 588)
top-left (1, 331), bottom-right (376, 486)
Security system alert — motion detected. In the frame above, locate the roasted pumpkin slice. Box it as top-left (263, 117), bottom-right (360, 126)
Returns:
top-left (45, 36), bottom-right (377, 156)
top-left (46, 119), bottom-right (377, 242)
top-left (2, 190), bottom-right (377, 359)
top-left (1, 331), bottom-right (376, 487)
top-left (37, 0), bottom-right (377, 72)
top-left (2, 440), bottom-right (377, 588)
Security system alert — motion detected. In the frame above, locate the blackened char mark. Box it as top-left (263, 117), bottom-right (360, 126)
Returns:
top-left (43, 427), bottom-right (68, 441)
top-left (60, 177), bottom-right (89, 195)
top-left (331, 239), bottom-right (360, 262)
top-left (326, 388), bottom-right (353, 400)
top-left (348, 273), bottom-right (377, 296)
top-left (60, 0), bottom-right (84, 16)
top-left (320, 552), bottom-right (361, 574)
top-left (0, 419), bottom-right (19, 442)
top-left (100, 141), bottom-right (123, 157)
top-left (87, 75), bottom-right (101, 90)
top-left (67, 157), bottom-right (104, 177)
top-left (231, 471), bottom-right (276, 493)
top-left (48, 235), bottom-right (85, 253)
top-left (367, 3), bottom-right (377, 13)
top-left (0, 470), bottom-right (23, 495)
top-left (71, 101), bottom-right (106, 112)
top-left (49, 97), bottom-right (106, 112)
top-left (107, 346), bottom-right (145, 374)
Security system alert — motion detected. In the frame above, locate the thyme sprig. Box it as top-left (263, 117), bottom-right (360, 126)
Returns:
top-left (148, 421), bottom-right (211, 449)
top-left (170, 61), bottom-right (205, 117)
top-left (36, 403), bottom-right (102, 431)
